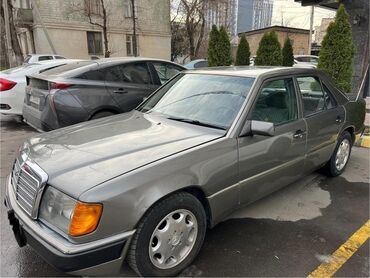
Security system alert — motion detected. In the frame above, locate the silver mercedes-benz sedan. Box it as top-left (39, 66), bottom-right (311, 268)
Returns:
top-left (5, 67), bottom-right (365, 276)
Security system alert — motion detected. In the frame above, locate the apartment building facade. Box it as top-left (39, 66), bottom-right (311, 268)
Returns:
top-left (14, 0), bottom-right (171, 60)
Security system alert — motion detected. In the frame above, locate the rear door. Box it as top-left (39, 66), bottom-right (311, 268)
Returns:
top-left (295, 75), bottom-right (345, 171)
top-left (238, 77), bottom-right (307, 205)
top-left (104, 62), bottom-right (156, 111)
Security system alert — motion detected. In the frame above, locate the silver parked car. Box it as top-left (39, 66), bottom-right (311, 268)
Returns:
top-left (23, 58), bottom-right (185, 131)
top-left (5, 67), bottom-right (365, 276)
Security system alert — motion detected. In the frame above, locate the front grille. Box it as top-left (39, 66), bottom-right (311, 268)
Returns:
top-left (11, 156), bottom-right (47, 218)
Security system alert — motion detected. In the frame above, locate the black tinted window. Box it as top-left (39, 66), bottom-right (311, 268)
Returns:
top-left (38, 56), bottom-right (53, 61)
top-left (78, 70), bottom-right (105, 81)
top-left (152, 62), bottom-right (183, 84)
top-left (55, 56), bottom-right (65, 59)
top-left (105, 63), bottom-right (152, 84)
top-left (252, 78), bottom-right (298, 125)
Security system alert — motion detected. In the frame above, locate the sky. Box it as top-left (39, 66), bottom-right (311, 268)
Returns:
top-left (271, 0), bottom-right (336, 29)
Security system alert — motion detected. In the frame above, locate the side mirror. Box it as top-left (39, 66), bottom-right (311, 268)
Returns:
top-left (240, 120), bottom-right (275, 137)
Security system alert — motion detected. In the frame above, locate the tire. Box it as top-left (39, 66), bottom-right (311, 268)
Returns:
top-left (127, 192), bottom-right (207, 277)
top-left (321, 131), bottom-right (352, 177)
top-left (90, 111), bottom-right (115, 120)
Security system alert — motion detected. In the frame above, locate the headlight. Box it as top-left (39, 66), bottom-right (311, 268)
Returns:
top-left (39, 186), bottom-right (77, 234)
top-left (39, 186), bottom-right (103, 237)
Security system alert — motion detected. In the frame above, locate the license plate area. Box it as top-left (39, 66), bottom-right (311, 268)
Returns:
top-left (7, 210), bottom-right (27, 247)
top-left (29, 95), bottom-right (40, 106)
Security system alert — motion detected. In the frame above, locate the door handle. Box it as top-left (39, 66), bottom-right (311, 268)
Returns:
top-left (293, 129), bottom-right (306, 139)
top-left (113, 88), bottom-right (128, 94)
top-left (336, 116), bottom-right (343, 123)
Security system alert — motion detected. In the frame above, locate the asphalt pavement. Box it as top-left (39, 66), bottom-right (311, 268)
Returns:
top-left (0, 114), bottom-right (369, 277)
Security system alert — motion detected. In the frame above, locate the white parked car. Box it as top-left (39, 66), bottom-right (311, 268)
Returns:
top-left (0, 59), bottom-right (81, 116)
top-left (24, 54), bottom-right (66, 64)
top-left (294, 55), bottom-right (319, 68)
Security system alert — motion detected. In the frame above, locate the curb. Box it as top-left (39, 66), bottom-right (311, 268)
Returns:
top-left (355, 135), bottom-right (370, 148)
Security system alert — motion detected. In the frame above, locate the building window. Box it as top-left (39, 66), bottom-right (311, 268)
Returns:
top-left (123, 0), bottom-right (132, 17)
top-left (126, 35), bottom-right (138, 56)
top-left (123, 0), bottom-right (137, 18)
top-left (84, 0), bottom-right (101, 15)
top-left (87, 31), bottom-right (103, 55)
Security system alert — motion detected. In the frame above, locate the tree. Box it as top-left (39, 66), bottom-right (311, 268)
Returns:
top-left (318, 4), bottom-right (355, 93)
top-left (282, 37), bottom-right (294, 66)
top-left (218, 26), bottom-right (232, 66)
top-left (235, 34), bottom-right (250, 66)
top-left (0, 0), bottom-right (23, 66)
top-left (179, 0), bottom-right (207, 60)
top-left (255, 31), bottom-right (282, 66)
top-left (74, 0), bottom-right (110, 58)
top-left (207, 25), bottom-right (220, 66)
top-left (171, 22), bottom-right (188, 62)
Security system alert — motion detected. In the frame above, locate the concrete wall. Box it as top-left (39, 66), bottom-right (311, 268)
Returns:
top-left (342, 0), bottom-right (369, 95)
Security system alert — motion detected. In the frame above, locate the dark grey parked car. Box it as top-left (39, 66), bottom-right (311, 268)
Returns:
top-left (22, 58), bottom-right (185, 131)
top-left (5, 67), bottom-right (365, 276)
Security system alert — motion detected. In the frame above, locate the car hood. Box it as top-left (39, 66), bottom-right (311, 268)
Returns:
top-left (24, 111), bottom-right (223, 197)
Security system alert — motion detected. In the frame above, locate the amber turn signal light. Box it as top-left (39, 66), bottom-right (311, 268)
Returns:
top-left (69, 202), bottom-right (103, 237)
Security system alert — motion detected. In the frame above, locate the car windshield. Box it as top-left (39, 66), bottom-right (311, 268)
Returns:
top-left (138, 73), bottom-right (255, 130)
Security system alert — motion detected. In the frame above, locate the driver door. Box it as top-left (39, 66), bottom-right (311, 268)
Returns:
top-left (237, 77), bottom-right (307, 206)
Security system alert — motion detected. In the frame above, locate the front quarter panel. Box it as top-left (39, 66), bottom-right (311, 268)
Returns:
top-left (77, 137), bottom-right (238, 242)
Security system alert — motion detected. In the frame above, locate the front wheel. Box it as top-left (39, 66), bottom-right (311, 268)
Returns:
top-left (127, 192), bottom-right (207, 277)
top-left (322, 131), bottom-right (352, 177)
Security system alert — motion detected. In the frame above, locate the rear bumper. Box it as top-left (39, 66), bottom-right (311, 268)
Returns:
top-left (4, 175), bottom-right (135, 275)
top-left (0, 89), bottom-right (23, 115)
top-left (22, 103), bottom-right (56, 132)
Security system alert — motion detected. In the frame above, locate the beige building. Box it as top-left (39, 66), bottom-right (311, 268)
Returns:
top-left (314, 18), bottom-right (334, 45)
top-left (239, 25), bottom-right (310, 56)
top-left (14, 0), bottom-right (171, 60)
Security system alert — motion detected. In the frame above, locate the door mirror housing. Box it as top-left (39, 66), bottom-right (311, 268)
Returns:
top-left (240, 120), bottom-right (275, 137)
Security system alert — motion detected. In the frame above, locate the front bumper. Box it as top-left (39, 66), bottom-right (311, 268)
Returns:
top-left (4, 175), bottom-right (136, 275)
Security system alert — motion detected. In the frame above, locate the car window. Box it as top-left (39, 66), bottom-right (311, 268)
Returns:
top-left (310, 57), bottom-right (318, 63)
top-left (194, 61), bottom-right (208, 68)
top-left (322, 83), bottom-right (337, 109)
top-left (105, 63), bottom-right (152, 84)
top-left (55, 56), bottom-right (65, 59)
top-left (139, 73), bottom-right (255, 130)
top-left (77, 70), bottom-right (105, 81)
top-left (297, 76), bottom-right (333, 116)
top-left (38, 56), bottom-right (54, 61)
top-left (252, 78), bottom-right (298, 125)
top-left (152, 62), bottom-right (182, 84)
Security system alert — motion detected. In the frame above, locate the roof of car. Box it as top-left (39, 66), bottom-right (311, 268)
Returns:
top-left (185, 66), bottom-right (320, 78)
top-left (94, 57), bottom-right (185, 67)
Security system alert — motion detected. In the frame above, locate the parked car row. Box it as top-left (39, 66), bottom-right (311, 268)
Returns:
top-left (1, 57), bottom-right (185, 131)
top-left (5, 66), bottom-right (366, 277)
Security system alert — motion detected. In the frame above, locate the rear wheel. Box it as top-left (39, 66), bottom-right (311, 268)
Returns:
top-left (127, 192), bottom-right (207, 277)
top-left (322, 131), bottom-right (352, 176)
top-left (90, 111), bottom-right (115, 120)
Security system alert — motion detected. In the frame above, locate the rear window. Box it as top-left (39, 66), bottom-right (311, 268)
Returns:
top-left (55, 56), bottom-right (65, 59)
top-left (40, 61), bottom-right (95, 76)
top-left (38, 56), bottom-right (54, 61)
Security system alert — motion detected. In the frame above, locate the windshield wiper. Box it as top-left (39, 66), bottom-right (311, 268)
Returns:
top-left (167, 117), bottom-right (226, 130)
